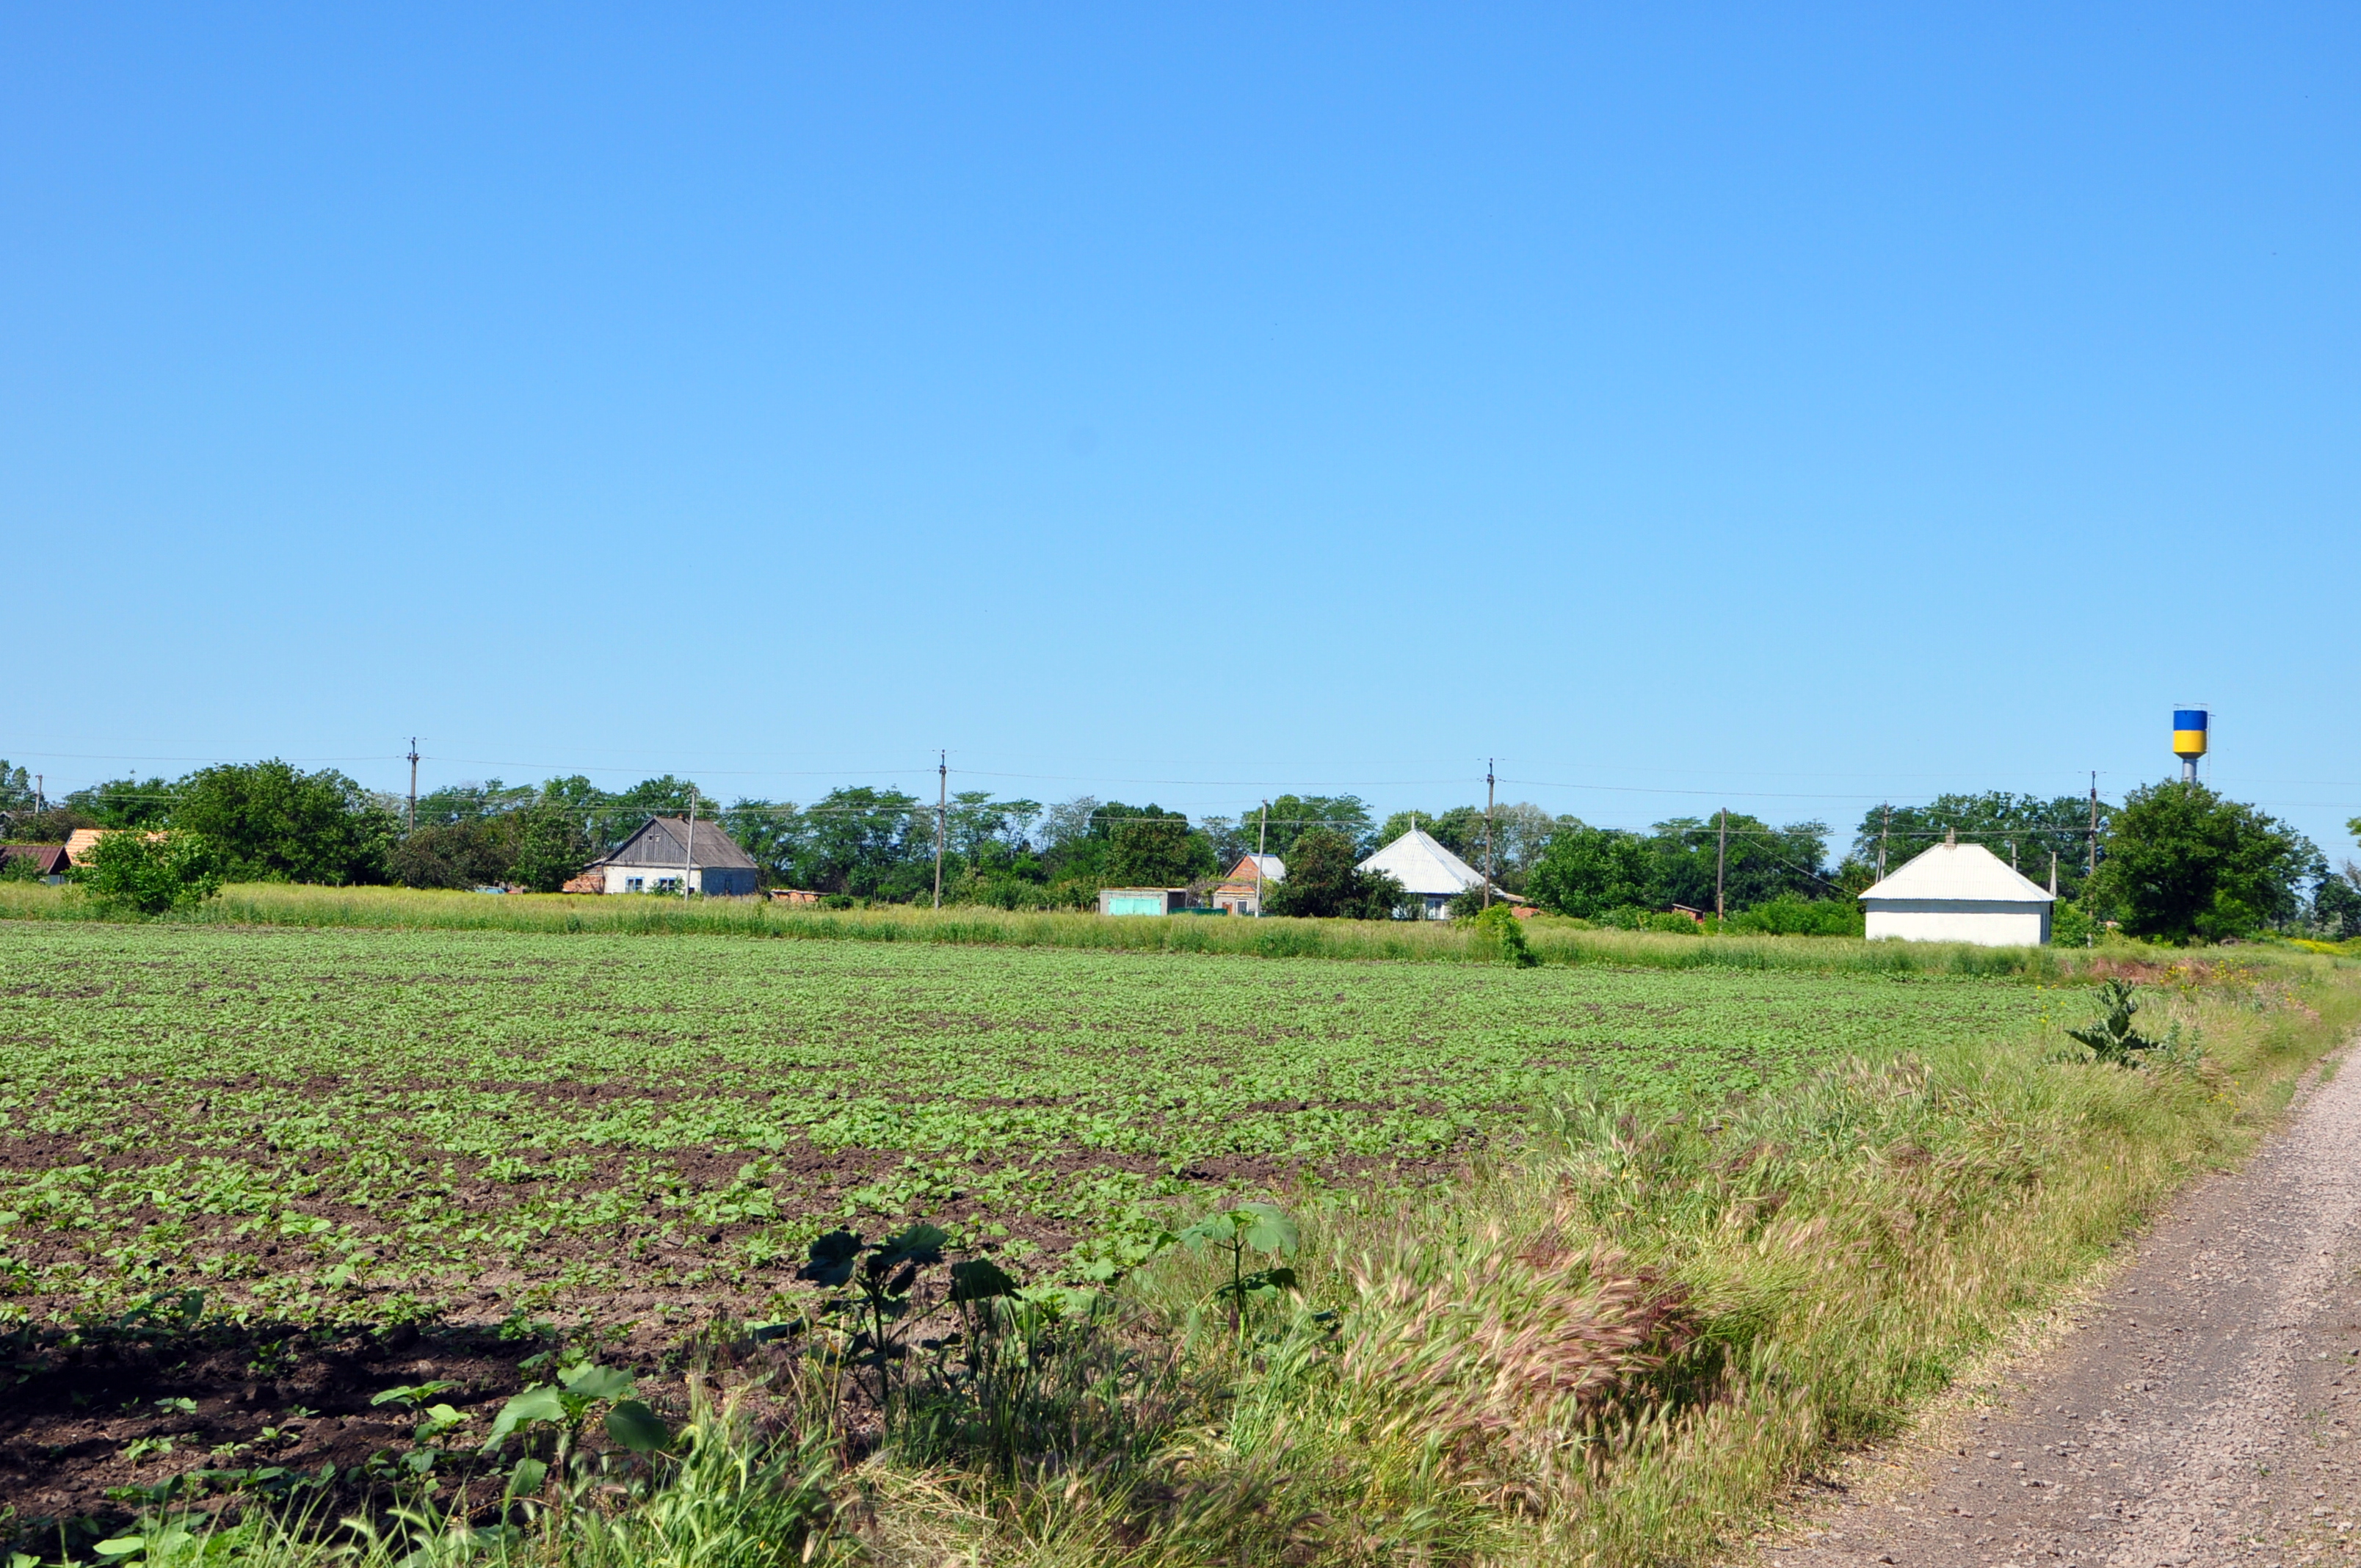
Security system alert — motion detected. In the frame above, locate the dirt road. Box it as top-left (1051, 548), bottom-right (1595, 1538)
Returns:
top-left (1774, 1049), bottom-right (2361, 1568)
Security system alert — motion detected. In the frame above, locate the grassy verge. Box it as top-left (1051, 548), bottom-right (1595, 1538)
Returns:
top-left (21, 949), bottom-right (2355, 1567)
top-left (0, 879), bottom-right (2169, 979)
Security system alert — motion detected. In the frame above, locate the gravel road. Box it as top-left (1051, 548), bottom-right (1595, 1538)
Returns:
top-left (1769, 1048), bottom-right (2361, 1568)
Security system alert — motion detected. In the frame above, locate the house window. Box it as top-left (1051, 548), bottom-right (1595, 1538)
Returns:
top-left (625, 877), bottom-right (643, 893)
top-left (656, 877), bottom-right (681, 893)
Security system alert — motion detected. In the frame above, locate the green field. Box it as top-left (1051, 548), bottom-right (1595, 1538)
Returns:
top-left (0, 921), bottom-right (2056, 1333)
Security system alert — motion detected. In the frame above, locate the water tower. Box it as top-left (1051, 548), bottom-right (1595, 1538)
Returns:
top-left (2172, 708), bottom-right (2208, 783)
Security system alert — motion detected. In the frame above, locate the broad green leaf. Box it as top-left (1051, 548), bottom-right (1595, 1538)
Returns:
top-left (949, 1258), bottom-right (1019, 1302)
top-left (504, 1456), bottom-right (548, 1498)
top-left (797, 1229), bottom-right (862, 1286)
top-left (876, 1222), bottom-right (949, 1265)
top-left (603, 1398), bottom-right (670, 1454)
top-left (93, 1540), bottom-right (145, 1560)
top-left (1236, 1202), bottom-right (1298, 1255)
top-left (558, 1362), bottom-right (635, 1401)
top-left (486, 1387), bottom-right (568, 1445)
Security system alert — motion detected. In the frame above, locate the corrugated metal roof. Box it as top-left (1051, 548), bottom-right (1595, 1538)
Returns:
top-left (592, 817), bottom-right (761, 871)
top-left (1225, 853), bottom-right (1285, 883)
top-left (1858, 841), bottom-right (2054, 904)
top-left (1, 844), bottom-right (70, 874)
top-left (1357, 829), bottom-right (1492, 897)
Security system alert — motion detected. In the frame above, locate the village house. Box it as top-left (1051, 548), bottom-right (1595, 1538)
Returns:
top-left (582, 816), bottom-right (761, 896)
top-left (1857, 837), bottom-right (2054, 945)
top-left (1211, 852), bottom-right (1283, 915)
top-left (1, 844), bottom-right (73, 884)
top-left (1357, 827), bottom-right (1505, 920)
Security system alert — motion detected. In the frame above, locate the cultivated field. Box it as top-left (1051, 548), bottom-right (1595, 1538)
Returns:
top-left (7, 918), bottom-right (2349, 1564)
top-left (0, 922), bottom-right (2053, 1334)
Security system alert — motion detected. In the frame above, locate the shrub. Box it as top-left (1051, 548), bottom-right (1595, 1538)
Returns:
top-left (1719, 894), bottom-right (1863, 937)
top-left (78, 830), bottom-right (225, 915)
top-left (1467, 904), bottom-right (1539, 966)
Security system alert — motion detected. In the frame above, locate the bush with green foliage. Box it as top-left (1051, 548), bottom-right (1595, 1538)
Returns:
top-left (1466, 904), bottom-right (1539, 965)
top-left (1593, 905), bottom-right (1706, 935)
top-left (2092, 780), bottom-right (2317, 943)
top-left (171, 760), bottom-right (399, 885)
top-left (1719, 893), bottom-right (1863, 937)
top-left (2050, 899), bottom-right (2100, 947)
top-left (78, 830), bottom-right (225, 914)
top-left (1526, 824), bottom-right (1657, 917)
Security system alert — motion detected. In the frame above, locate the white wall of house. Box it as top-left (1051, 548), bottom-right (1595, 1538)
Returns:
top-left (1863, 899), bottom-right (2050, 946)
top-left (601, 864), bottom-right (758, 896)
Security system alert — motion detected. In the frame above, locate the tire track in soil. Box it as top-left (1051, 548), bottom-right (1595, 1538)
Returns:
top-left (1766, 1045), bottom-right (2361, 1568)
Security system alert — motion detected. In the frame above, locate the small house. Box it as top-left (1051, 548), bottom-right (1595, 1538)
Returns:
top-left (584, 817), bottom-right (761, 896)
top-left (1858, 839), bottom-right (2053, 946)
top-left (1098, 888), bottom-right (1189, 916)
top-left (1211, 853), bottom-right (1283, 915)
top-left (2, 844), bottom-right (73, 884)
top-left (1357, 828), bottom-right (1504, 921)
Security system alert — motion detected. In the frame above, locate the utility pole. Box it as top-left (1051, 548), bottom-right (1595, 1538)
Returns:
top-left (1715, 808), bottom-right (1727, 923)
top-left (35, 774), bottom-right (43, 813)
top-left (932, 751), bottom-right (947, 910)
top-left (1481, 758), bottom-right (1496, 910)
top-left (2049, 850), bottom-right (2059, 896)
top-left (1876, 805), bottom-right (1890, 882)
top-left (406, 738), bottom-right (420, 835)
top-left (681, 787), bottom-right (697, 900)
top-left (1255, 801), bottom-right (1269, 917)
top-left (2089, 772), bottom-right (2099, 880)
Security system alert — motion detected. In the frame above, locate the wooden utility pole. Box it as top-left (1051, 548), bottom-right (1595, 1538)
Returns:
top-left (1255, 801), bottom-right (1269, 917)
top-left (1877, 805), bottom-right (1890, 882)
top-left (932, 752), bottom-right (948, 910)
top-left (34, 774), bottom-right (43, 813)
top-left (1481, 759), bottom-right (1496, 910)
top-left (2088, 772), bottom-right (2099, 880)
top-left (406, 738), bottom-right (420, 835)
top-left (1715, 808), bottom-right (1727, 922)
top-left (681, 788), bottom-right (697, 900)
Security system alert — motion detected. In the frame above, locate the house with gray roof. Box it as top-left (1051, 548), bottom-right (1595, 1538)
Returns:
top-left (584, 816), bottom-right (761, 896)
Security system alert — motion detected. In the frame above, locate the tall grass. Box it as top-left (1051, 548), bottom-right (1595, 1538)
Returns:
top-left (0, 880), bottom-right (2208, 981)
top-left (40, 955), bottom-right (2357, 1568)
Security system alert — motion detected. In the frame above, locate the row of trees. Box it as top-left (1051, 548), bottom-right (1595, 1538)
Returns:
top-left (4, 759), bottom-right (2354, 944)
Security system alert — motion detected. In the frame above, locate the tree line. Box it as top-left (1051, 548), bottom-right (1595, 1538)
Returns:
top-left (3, 758), bottom-right (2354, 945)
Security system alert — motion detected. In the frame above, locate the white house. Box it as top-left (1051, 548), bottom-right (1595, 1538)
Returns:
top-left (585, 816), bottom-right (762, 896)
top-left (1858, 839), bottom-right (2053, 945)
top-left (1357, 828), bottom-right (1502, 921)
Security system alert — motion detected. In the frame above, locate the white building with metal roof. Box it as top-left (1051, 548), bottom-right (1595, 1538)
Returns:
top-left (1357, 828), bottom-right (1501, 921)
top-left (1857, 839), bottom-right (2054, 946)
top-left (585, 816), bottom-right (762, 896)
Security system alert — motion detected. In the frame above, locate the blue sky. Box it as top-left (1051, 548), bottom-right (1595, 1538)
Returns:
top-left (6, 4), bottom-right (2356, 860)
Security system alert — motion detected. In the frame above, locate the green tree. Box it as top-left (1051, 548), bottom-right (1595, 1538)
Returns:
top-left (388, 821), bottom-right (513, 888)
top-left (2310, 871), bottom-right (2361, 940)
top-left (511, 800), bottom-right (592, 892)
top-left (1525, 825), bottom-right (1657, 918)
top-left (170, 761), bottom-right (399, 885)
top-left (1647, 814), bottom-right (1832, 912)
top-left (1264, 827), bottom-right (1404, 918)
top-left (62, 776), bottom-right (180, 828)
top-left (788, 786), bottom-right (926, 899)
top-left (79, 830), bottom-right (225, 915)
top-left (1236, 795), bottom-right (1374, 860)
top-left (2092, 780), bottom-right (2317, 943)
top-left (1106, 815), bottom-right (1216, 886)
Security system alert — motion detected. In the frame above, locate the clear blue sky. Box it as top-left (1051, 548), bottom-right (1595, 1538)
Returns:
top-left (7, 5), bottom-right (2357, 860)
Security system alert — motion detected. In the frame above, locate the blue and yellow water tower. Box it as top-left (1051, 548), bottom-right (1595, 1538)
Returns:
top-left (2172, 708), bottom-right (2208, 783)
